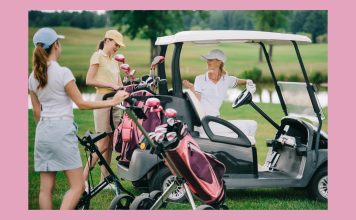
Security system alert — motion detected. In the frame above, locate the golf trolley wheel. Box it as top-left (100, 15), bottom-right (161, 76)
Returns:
top-left (150, 166), bottom-right (187, 203)
top-left (129, 194), bottom-right (155, 210)
top-left (148, 190), bottom-right (167, 209)
top-left (196, 205), bottom-right (214, 210)
top-left (108, 194), bottom-right (135, 210)
top-left (307, 166), bottom-right (328, 202)
top-left (149, 190), bottom-right (162, 201)
top-left (76, 192), bottom-right (90, 210)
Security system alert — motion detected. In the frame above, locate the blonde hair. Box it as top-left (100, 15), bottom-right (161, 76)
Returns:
top-left (219, 61), bottom-right (226, 75)
top-left (32, 42), bottom-right (55, 90)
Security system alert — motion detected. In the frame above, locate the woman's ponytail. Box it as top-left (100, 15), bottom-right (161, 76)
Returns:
top-left (32, 43), bottom-right (53, 90)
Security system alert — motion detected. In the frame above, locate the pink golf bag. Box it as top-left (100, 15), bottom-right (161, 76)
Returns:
top-left (162, 122), bottom-right (226, 206)
top-left (113, 89), bottom-right (161, 165)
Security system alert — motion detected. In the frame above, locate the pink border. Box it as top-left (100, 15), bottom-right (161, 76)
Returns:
top-left (4, 0), bottom-right (355, 219)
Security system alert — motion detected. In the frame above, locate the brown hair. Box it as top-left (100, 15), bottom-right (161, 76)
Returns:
top-left (32, 42), bottom-right (54, 90)
top-left (97, 38), bottom-right (112, 50)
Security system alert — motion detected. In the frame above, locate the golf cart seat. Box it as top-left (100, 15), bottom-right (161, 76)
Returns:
top-left (184, 90), bottom-right (257, 145)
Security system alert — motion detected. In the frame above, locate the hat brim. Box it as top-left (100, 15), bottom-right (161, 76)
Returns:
top-left (57, 35), bottom-right (65, 39)
top-left (201, 55), bottom-right (224, 62)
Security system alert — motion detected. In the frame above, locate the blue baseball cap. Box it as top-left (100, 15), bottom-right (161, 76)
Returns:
top-left (33, 27), bottom-right (65, 49)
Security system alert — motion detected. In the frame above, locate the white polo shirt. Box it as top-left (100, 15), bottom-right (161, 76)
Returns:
top-left (28, 61), bottom-right (75, 118)
top-left (194, 72), bottom-right (238, 117)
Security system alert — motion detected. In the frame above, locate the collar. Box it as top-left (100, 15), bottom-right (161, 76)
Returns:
top-left (99, 49), bottom-right (112, 58)
top-left (204, 72), bottom-right (226, 82)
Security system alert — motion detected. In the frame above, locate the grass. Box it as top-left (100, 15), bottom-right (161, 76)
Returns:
top-left (28, 27), bottom-right (328, 86)
top-left (28, 103), bottom-right (328, 210)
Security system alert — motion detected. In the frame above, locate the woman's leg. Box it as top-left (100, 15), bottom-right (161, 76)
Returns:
top-left (100, 134), bottom-right (113, 182)
top-left (83, 136), bottom-right (110, 181)
top-left (39, 172), bottom-right (56, 209)
top-left (61, 167), bottom-right (85, 210)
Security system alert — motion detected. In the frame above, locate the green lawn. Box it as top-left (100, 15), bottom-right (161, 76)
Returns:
top-left (28, 27), bottom-right (327, 85)
top-left (28, 102), bottom-right (328, 210)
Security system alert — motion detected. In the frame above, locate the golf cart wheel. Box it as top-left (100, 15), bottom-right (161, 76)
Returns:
top-left (129, 194), bottom-right (154, 210)
top-left (196, 205), bottom-right (214, 210)
top-left (149, 166), bottom-right (187, 203)
top-left (307, 166), bottom-right (328, 202)
top-left (108, 194), bottom-right (134, 210)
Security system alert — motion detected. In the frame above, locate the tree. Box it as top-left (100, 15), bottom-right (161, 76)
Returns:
top-left (252, 11), bottom-right (290, 62)
top-left (109, 10), bottom-right (209, 62)
top-left (290, 11), bottom-right (327, 43)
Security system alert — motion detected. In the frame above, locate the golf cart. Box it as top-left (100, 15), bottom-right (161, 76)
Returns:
top-left (116, 30), bottom-right (328, 203)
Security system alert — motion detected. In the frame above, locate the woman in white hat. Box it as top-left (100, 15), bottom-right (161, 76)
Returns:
top-left (84, 30), bottom-right (126, 188)
top-left (29, 27), bottom-right (129, 209)
top-left (183, 49), bottom-right (256, 117)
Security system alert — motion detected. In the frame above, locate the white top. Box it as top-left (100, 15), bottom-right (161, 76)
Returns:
top-left (155, 30), bottom-right (311, 46)
top-left (194, 72), bottom-right (238, 117)
top-left (28, 61), bottom-right (75, 118)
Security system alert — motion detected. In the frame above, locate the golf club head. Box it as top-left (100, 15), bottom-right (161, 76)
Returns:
top-left (146, 97), bottom-right (160, 107)
top-left (114, 54), bottom-right (125, 63)
top-left (120, 64), bottom-right (130, 74)
top-left (167, 118), bottom-right (175, 126)
top-left (154, 132), bottom-right (165, 143)
top-left (165, 108), bottom-right (177, 118)
top-left (155, 126), bottom-right (167, 134)
top-left (151, 56), bottom-right (165, 69)
top-left (166, 132), bottom-right (177, 141)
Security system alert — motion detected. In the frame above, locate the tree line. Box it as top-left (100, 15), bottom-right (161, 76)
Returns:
top-left (29, 10), bottom-right (327, 61)
top-left (29, 10), bottom-right (327, 42)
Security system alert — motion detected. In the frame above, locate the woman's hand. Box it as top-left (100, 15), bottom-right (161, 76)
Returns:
top-left (111, 90), bottom-right (129, 106)
top-left (183, 80), bottom-right (194, 90)
top-left (112, 84), bottom-right (122, 90)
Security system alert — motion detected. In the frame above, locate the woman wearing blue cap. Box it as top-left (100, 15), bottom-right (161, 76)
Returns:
top-left (28, 27), bottom-right (129, 209)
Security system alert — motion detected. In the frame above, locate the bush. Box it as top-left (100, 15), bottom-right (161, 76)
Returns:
top-left (276, 74), bottom-right (287, 81)
top-left (310, 71), bottom-right (328, 84)
top-left (288, 74), bottom-right (302, 82)
top-left (240, 67), bottom-right (262, 82)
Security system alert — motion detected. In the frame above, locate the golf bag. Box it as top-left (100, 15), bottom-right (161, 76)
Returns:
top-left (161, 122), bottom-right (226, 206)
top-left (113, 89), bottom-right (161, 165)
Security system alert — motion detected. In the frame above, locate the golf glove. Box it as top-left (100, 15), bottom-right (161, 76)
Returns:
top-left (246, 80), bottom-right (256, 94)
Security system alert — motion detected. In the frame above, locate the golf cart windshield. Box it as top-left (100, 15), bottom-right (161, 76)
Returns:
top-left (278, 82), bottom-right (325, 123)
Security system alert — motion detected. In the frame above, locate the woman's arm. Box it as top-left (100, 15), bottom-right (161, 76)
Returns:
top-left (86, 64), bottom-right (121, 90)
top-left (65, 80), bottom-right (128, 110)
top-left (29, 91), bottom-right (41, 125)
top-left (182, 80), bottom-right (201, 100)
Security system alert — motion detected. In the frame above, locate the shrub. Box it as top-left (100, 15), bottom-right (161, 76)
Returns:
top-left (240, 67), bottom-right (262, 82)
top-left (276, 74), bottom-right (286, 81)
top-left (310, 71), bottom-right (328, 84)
top-left (288, 74), bottom-right (302, 82)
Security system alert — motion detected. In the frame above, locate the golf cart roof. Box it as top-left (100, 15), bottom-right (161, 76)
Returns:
top-left (155, 30), bottom-right (311, 46)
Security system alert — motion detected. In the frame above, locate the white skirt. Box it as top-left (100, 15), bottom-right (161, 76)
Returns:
top-left (34, 119), bottom-right (82, 172)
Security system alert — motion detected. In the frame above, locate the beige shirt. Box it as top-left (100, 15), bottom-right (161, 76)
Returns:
top-left (90, 50), bottom-right (123, 94)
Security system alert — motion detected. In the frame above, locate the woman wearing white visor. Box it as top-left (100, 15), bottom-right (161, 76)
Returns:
top-left (183, 49), bottom-right (256, 117)
top-left (183, 49), bottom-right (257, 137)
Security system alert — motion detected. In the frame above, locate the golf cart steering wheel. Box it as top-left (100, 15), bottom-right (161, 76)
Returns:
top-left (232, 89), bottom-right (253, 109)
